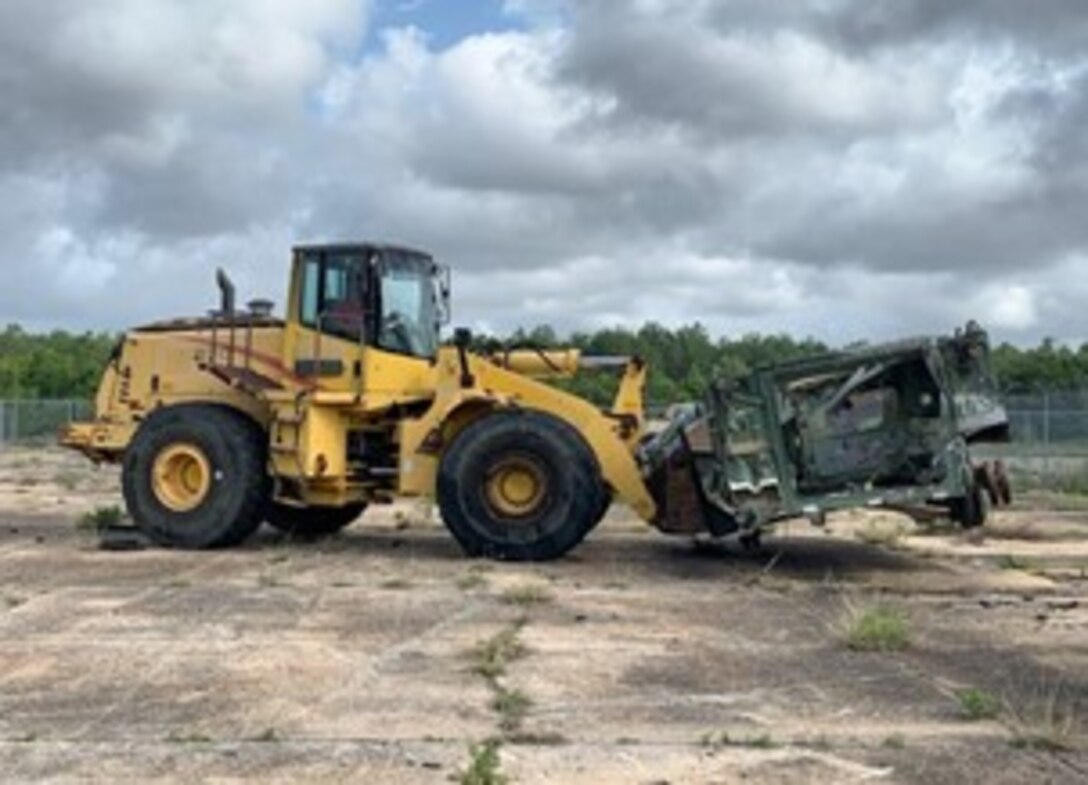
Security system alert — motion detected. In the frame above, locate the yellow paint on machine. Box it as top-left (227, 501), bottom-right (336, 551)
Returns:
top-left (61, 246), bottom-right (658, 524)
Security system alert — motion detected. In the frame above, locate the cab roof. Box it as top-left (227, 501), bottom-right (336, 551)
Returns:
top-left (292, 242), bottom-right (432, 259)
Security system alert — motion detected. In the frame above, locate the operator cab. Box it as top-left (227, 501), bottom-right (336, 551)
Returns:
top-left (292, 243), bottom-right (449, 359)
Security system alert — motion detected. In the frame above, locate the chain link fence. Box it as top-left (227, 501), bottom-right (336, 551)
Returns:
top-left (0, 393), bottom-right (1086, 491)
top-left (0, 400), bottom-right (94, 448)
top-left (996, 391), bottom-right (1088, 493)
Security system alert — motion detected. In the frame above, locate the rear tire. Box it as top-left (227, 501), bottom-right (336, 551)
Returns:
top-left (266, 502), bottom-right (366, 537)
top-left (951, 484), bottom-right (989, 529)
top-left (122, 405), bottom-right (268, 549)
top-left (437, 410), bottom-right (604, 561)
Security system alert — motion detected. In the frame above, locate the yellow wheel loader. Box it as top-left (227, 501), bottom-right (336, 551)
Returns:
top-left (61, 243), bottom-right (1010, 559)
top-left (62, 244), bottom-right (653, 560)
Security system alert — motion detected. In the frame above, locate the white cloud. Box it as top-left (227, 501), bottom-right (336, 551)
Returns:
top-left (976, 284), bottom-right (1039, 330)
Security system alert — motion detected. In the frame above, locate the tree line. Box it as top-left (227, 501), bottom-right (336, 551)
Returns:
top-left (2, 322), bottom-right (1087, 401)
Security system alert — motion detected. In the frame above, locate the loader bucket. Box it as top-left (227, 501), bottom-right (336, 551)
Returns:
top-left (641, 406), bottom-right (741, 537)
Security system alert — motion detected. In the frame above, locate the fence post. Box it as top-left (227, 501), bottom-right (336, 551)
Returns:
top-left (0, 400), bottom-right (5, 449)
top-left (10, 401), bottom-right (17, 447)
top-left (1042, 390), bottom-right (1051, 484)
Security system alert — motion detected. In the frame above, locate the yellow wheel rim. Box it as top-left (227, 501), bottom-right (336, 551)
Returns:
top-left (152, 443), bottom-right (212, 512)
top-left (484, 456), bottom-right (547, 518)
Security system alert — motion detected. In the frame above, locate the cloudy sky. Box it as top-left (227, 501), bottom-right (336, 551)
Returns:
top-left (2, 0), bottom-right (1086, 345)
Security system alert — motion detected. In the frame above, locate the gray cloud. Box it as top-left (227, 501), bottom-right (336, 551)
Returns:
top-left (1, 0), bottom-right (1087, 346)
top-left (549, 1), bottom-right (1088, 282)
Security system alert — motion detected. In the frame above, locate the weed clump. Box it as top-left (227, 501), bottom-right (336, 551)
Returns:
top-left (78, 505), bottom-right (125, 530)
top-left (844, 606), bottom-right (910, 652)
top-left (492, 686), bottom-right (532, 734)
top-left (957, 689), bottom-right (1002, 721)
top-left (459, 739), bottom-right (507, 785)
top-left (470, 622), bottom-right (528, 680)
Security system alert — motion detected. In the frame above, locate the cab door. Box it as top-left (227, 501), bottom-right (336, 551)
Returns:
top-left (288, 249), bottom-right (372, 392)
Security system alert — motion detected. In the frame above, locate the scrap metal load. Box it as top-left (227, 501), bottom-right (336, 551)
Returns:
top-left (641, 321), bottom-right (1011, 541)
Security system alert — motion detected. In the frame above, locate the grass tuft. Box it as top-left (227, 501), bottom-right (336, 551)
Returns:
top-left (843, 606), bottom-right (911, 652)
top-left (458, 739), bottom-right (507, 785)
top-left (77, 505), bottom-right (125, 530)
top-left (457, 572), bottom-right (489, 591)
top-left (500, 585), bottom-right (553, 606)
top-left (957, 688), bottom-right (1002, 721)
top-left (53, 471), bottom-right (82, 491)
top-left (492, 686), bottom-right (532, 734)
top-left (504, 731), bottom-right (567, 746)
top-left (882, 733), bottom-right (906, 749)
top-left (700, 730), bottom-right (777, 749)
top-left (470, 622), bottom-right (528, 680)
top-left (997, 554), bottom-right (1033, 571)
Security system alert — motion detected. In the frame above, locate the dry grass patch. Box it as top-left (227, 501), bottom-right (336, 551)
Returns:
top-left (1006, 686), bottom-right (1082, 752)
top-left (457, 571), bottom-right (489, 591)
top-left (165, 729), bottom-right (213, 744)
top-left (500, 584), bottom-right (553, 606)
top-left (251, 727), bottom-right (280, 743)
top-left (53, 471), bottom-right (82, 491)
top-left (997, 554), bottom-right (1035, 571)
top-left (700, 730), bottom-right (778, 749)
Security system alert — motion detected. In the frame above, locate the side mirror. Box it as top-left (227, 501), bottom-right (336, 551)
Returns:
top-left (453, 327), bottom-right (473, 349)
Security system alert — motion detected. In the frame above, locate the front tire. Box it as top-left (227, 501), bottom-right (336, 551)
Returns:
top-left (266, 502), bottom-right (366, 537)
top-left (122, 405), bottom-right (268, 549)
top-left (437, 411), bottom-right (604, 561)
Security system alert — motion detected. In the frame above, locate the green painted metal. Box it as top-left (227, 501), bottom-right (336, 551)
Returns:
top-left (643, 322), bottom-right (1010, 536)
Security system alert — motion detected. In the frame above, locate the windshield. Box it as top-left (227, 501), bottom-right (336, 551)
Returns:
top-left (377, 251), bottom-right (440, 358)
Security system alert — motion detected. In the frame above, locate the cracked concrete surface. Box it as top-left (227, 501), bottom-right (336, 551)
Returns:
top-left (0, 448), bottom-right (1086, 783)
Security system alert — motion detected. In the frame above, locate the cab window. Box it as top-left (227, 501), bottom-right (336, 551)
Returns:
top-left (377, 251), bottom-right (439, 358)
top-left (297, 252), bottom-right (368, 342)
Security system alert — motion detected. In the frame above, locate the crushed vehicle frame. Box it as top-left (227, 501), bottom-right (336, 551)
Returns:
top-left (644, 322), bottom-right (1011, 540)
